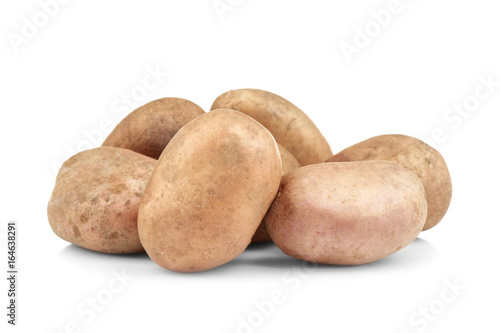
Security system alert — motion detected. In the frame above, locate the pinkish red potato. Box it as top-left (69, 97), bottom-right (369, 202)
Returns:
top-left (264, 161), bottom-right (427, 265)
top-left (327, 134), bottom-right (452, 230)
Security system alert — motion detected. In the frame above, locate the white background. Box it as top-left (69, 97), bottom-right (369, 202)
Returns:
top-left (1, 1), bottom-right (499, 332)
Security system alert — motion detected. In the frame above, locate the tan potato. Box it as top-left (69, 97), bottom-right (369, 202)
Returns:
top-left (102, 97), bottom-right (204, 159)
top-left (252, 143), bottom-right (300, 243)
top-left (47, 147), bottom-right (157, 253)
top-left (210, 89), bottom-right (332, 165)
top-left (277, 143), bottom-right (301, 174)
top-left (327, 134), bottom-right (452, 230)
top-left (138, 109), bottom-right (282, 272)
top-left (265, 161), bottom-right (427, 265)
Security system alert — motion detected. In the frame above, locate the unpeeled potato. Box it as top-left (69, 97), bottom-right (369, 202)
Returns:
top-left (47, 147), bottom-right (156, 253)
top-left (327, 134), bottom-right (452, 230)
top-left (211, 89), bottom-right (332, 165)
top-left (102, 97), bottom-right (204, 159)
top-left (251, 143), bottom-right (300, 243)
top-left (265, 161), bottom-right (427, 265)
top-left (138, 109), bottom-right (282, 272)
top-left (277, 143), bottom-right (301, 174)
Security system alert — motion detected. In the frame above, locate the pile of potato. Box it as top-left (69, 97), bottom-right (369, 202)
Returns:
top-left (47, 89), bottom-right (452, 272)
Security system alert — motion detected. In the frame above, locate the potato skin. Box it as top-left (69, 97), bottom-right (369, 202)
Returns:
top-left (252, 143), bottom-right (300, 243)
top-left (102, 97), bottom-right (204, 159)
top-left (210, 89), bottom-right (332, 165)
top-left (327, 134), bottom-right (452, 230)
top-left (277, 143), bottom-right (301, 174)
top-left (265, 161), bottom-right (427, 265)
top-left (47, 147), bottom-right (157, 253)
top-left (138, 109), bottom-right (282, 272)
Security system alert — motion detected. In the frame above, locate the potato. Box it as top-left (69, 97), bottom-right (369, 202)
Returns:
top-left (326, 134), bottom-right (452, 230)
top-left (277, 143), bottom-right (301, 174)
top-left (138, 109), bottom-right (282, 272)
top-left (252, 143), bottom-right (300, 243)
top-left (47, 147), bottom-right (156, 253)
top-left (265, 161), bottom-right (427, 265)
top-left (210, 89), bottom-right (332, 165)
top-left (102, 97), bottom-right (204, 159)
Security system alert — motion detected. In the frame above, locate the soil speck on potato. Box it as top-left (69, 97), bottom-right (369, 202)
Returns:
top-left (73, 225), bottom-right (81, 238)
top-left (80, 214), bottom-right (89, 223)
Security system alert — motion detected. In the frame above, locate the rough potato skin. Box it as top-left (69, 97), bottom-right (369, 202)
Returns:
top-left (210, 89), bottom-right (332, 165)
top-left (102, 97), bottom-right (204, 159)
top-left (252, 143), bottom-right (300, 243)
top-left (138, 109), bottom-right (282, 272)
top-left (265, 161), bottom-right (427, 265)
top-left (327, 134), bottom-right (452, 230)
top-left (47, 147), bottom-right (157, 253)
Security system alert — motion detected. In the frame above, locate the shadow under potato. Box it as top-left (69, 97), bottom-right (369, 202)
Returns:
top-left (57, 237), bottom-right (438, 276)
top-left (220, 237), bottom-right (438, 272)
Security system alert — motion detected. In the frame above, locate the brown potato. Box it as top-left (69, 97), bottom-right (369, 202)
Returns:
top-left (210, 89), bottom-right (332, 165)
top-left (102, 97), bottom-right (204, 159)
top-left (327, 134), bottom-right (452, 230)
top-left (47, 147), bottom-right (157, 253)
top-left (252, 143), bottom-right (300, 243)
top-left (138, 109), bottom-right (282, 272)
top-left (265, 161), bottom-right (427, 265)
top-left (277, 143), bottom-right (301, 174)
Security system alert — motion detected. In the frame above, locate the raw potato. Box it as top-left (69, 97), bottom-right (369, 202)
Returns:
top-left (265, 161), bottom-right (427, 265)
top-left (138, 109), bottom-right (282, 272)
top-left (211, 89), bottom-right (332, 165)
top-left (252, 143), bottom-right (300, 243)
top-left (327, 134), bottom-right (452, 230)
top-left (47, 147), bottom-right (157, 253)
top-left (277, 143), bottom-right (301, 174)
top-left (102, 97), bottom-right (204, 159)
